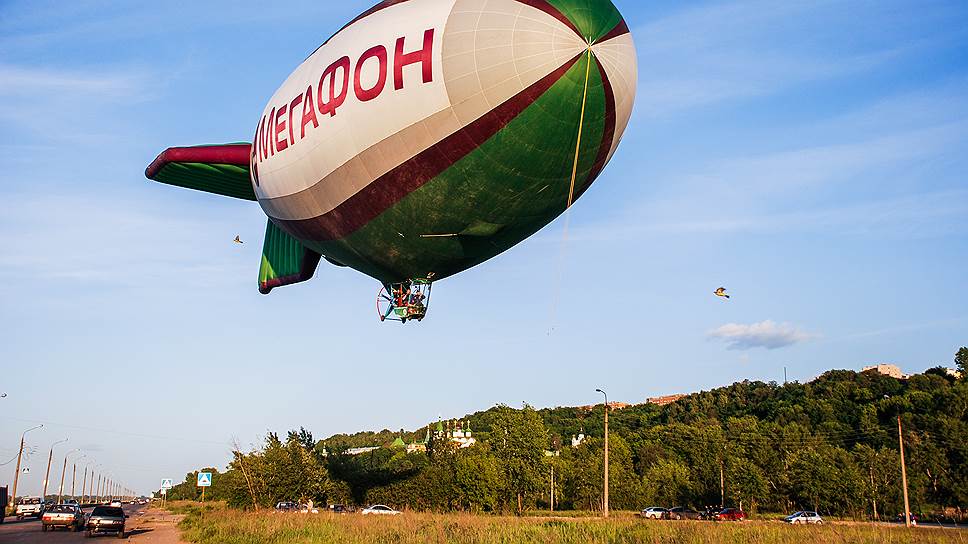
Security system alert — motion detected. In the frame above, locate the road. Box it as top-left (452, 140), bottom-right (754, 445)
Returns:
top-left (0, 503), bottom-right (184, 544)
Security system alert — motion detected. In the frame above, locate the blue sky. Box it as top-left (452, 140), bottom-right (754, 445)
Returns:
top-left (1, 0), bottom-right (966, 496)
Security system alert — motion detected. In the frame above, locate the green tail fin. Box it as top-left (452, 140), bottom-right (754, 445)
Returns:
top-left (259, 220), bottom-right (321, 294)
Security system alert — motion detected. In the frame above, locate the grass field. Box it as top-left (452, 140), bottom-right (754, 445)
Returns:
top-left (169, 502), bottom-right (963, 544)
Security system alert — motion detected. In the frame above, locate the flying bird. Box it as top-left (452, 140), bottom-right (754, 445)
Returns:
top-left (714, 287), bottom-right (730, 299)
top-left (233, 236), bottom-right (244, 244)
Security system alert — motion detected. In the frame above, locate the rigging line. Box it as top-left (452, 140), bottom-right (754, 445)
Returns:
top-left (549, 47), bottom-right (594, 334)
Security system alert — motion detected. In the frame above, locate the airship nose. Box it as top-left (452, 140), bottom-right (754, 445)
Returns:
top-left (440, 0), bottom-right (636, 160)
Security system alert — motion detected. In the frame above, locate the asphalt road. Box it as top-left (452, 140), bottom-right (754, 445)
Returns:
top-left (0, 503), bottom-right (149, 544)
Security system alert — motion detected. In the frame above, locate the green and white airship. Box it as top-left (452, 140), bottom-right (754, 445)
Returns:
top-left (146, 0), bottom-right (637, 322)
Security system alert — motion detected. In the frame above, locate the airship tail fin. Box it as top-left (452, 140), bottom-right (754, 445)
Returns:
top-left (145, 143), bottom-right (256, 201)
top-left (259, 219), bottom-right (321, 295)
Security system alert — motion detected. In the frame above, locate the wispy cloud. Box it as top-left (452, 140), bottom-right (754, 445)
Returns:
top-left (633, 0), bottom-right (959, 116)
top-left (0, 63), bottom-right (153, 144)
top-left (708, 320), bottom-right (816, 350)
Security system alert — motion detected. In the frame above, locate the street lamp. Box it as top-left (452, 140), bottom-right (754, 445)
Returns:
top-left (43, 438), bottom-right (69, 499)
top-left (596, 388), bottom-right (609, 519)
top-left (72, 454), bottom-right (87, 501)
top-left (58, 448), bottom-right (81, 503)
top-left (11, 424), bottom-right (43, 508)
top-left (885, 395), bottom-right (912, 527)
top-left (81, 459), bottom-right (96, 505)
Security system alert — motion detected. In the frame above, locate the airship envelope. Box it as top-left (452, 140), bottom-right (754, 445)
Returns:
top-left (146, 0), bottom-right (637, 322)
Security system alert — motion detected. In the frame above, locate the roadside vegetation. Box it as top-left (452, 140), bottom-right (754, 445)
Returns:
top-left (169, 502), bottom-right (961, 544)
top-left (162, 348), bottom-right (968, 522)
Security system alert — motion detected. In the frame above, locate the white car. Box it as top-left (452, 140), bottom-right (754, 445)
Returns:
top-left (640, 507), bottom-right (667, 519)
top-left (785, 511), bottom-right (823, 524)
top-left (15, 497), bottom-right (47, 520)
top-left (361, 505), bottom-right (401, 516)
top-left (109, 500), bottom-right (123, 508)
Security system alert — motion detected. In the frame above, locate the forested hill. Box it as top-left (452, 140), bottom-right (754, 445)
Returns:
top-left (168, 357), bottom-right (966, 517)
top-left (323, 366), bottom-right (965, 455)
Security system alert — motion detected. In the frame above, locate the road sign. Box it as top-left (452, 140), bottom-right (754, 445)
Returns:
top-left (160, 488), bottom-right (167, 495)
top-left (197, 472), bottom-right (212, 487)
top-left (161, 478), bottom-right (173, 490)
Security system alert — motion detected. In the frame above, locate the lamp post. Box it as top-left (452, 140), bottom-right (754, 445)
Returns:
top-left (58, 448), bottom-right (81, 503)
top-left (596, 388), bottom-right (609, 518)
top-left (43, 438), bottom-right (68, 500)
top-left (80, 460), bottom-right (95, 505)
top-left (10, 424), bottom-right (43, 509)
top-left (885, 395), bottom-right (912, 527)
top-left (71, 454), bottom-right (86, 501)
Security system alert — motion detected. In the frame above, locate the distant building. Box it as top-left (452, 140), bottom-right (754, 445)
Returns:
top-left (406, 427), bottom-right (431, 454)
top-left (444, 419), bottom-right (477, 448)
top-left (571, 431), bottom-right (586, 448)
top-left (579, 401), bottom-right (630, 411)
top-left (945, 368), bottom-right (962, 379)
top-left (647, 394), bottom-right (686, 406)
top-left (862, 364), bottom-right (908, 380)
top-left (345, 446), bottom-right (380, 456)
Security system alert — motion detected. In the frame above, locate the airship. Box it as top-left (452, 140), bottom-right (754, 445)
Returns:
top-left (146, 0), bottom-right (637, 323)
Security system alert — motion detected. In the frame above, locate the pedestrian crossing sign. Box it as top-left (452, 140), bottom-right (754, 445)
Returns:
top-left (197, 472), bottom-right (212, 487)
top-left (161, 478), bottom-right (173, 489)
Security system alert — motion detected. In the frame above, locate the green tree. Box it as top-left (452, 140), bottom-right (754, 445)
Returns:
top-left (489, 405), bottom-right (549, 513)
top-left (956, 347), bottom-right (968, 379)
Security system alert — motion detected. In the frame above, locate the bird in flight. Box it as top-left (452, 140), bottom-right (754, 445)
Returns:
top-left (233, 236), bottom-right (244, 244)
top-left (714, 287), bottom-right (730, 299)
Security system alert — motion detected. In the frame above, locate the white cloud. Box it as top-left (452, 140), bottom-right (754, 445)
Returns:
top-left (707, 320), bottom-right (815, 350)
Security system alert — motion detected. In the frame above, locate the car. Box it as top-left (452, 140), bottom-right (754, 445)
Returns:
top-left (361, 505), bottom-right (402, 515)
top-left (785, 511), bottom-right (823, 524)
top-left (109, 500), bottom-right (123, 508)
top-left (62, 499), bottom-right (80, 506)
top-left (713, 507), bottom-right (747, 521)
top-left (274, 501), bottom-right (301, 512)
top-left (42, 504), bottom-right (85, 532)
top-left (86, 505), bottom-right (127, 538)
top-left (639, 506), bottom-right (667, 519)
top-left (663, 506), bottom-right (703, 520)
top-left (15, 497), bottom-right (47, 520)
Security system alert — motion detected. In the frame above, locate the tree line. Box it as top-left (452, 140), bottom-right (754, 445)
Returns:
top-left (162, 348), bottom-right (968, 519)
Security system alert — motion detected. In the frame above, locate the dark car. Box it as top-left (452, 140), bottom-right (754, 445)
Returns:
top-left (0, 486), bottom-right (7, 524)
top-left (663, 506), bottom-right (703, 520)
top-left (713, 507), bottom-right (747, 521)
top-left (42, 504), bottom-right (85, 532)
top-left (86, 505), bottom-right (126, 538)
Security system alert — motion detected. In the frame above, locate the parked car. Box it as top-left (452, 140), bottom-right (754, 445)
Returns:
top-left (15, 497), bottom-right (46, 520)
top-left (62, 499), bottom-right (80, 506)
top-left (331, 504), bottom-right (351, 514)
top-left (639, 506), bottom-right (667, 519)
top-left (109, 500), bottom-right (122, 508)
top-left (361, 505), bottom-right (402, 515)
top-left (299, 504), bottom-right (320, 514)
top-left (274, 501), bottom-right (300, 512)
top-left (42, 504), bottom-right (85, 532)
top-left (663, 506), bottom-right (703, 520)
top-left (785, 511), bottom-right (823, 524)
top-left (85, 505), bottom-right (127, 538)
top-left (713, 507), bottom-right (747, 521)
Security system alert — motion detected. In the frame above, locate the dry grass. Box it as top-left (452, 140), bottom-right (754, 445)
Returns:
top-left (168, 502), bottom-right (964, 544)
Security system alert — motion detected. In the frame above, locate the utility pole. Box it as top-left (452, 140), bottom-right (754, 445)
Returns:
top-left (80, 465), bottom-right (89, 504)
top-left (596, 388), bottom-right (609, 518)
top-left (42, 438), bottom-right (68, 500)
top-left (58, 449), bottom-right (80, 503)
top-left (11, 424), bottom-right (43, 510)
top-left (898, 413), bottom-right (911, 528)
top-left (550, 465), bottom-right (555, 513)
